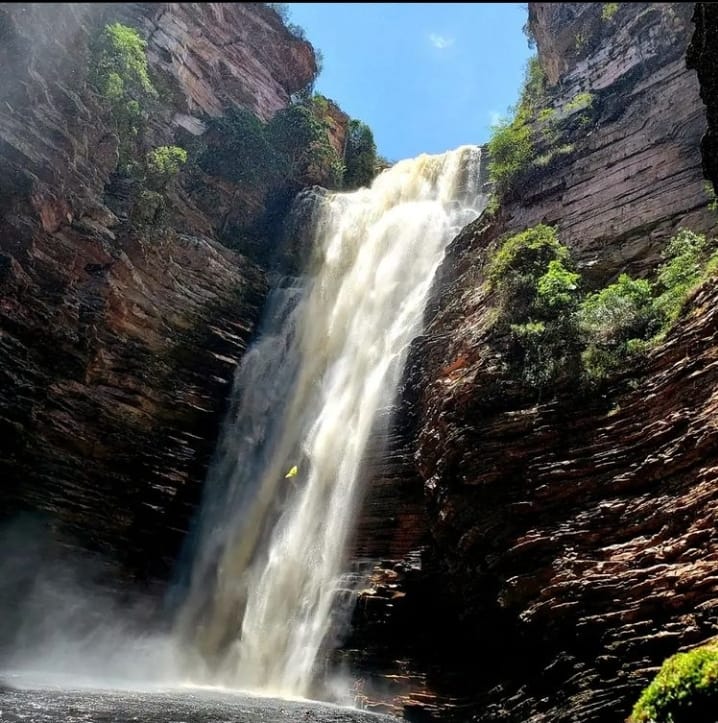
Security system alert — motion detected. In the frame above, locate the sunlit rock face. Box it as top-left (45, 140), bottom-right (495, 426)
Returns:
top-left (0, 2), bottom-right (312, 586)
top-left (517, 2), bottom-right (715, 281)
top-left (344, 2), bottom-right (718, 721)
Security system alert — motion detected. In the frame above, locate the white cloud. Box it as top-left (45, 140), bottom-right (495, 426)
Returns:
top-left (489, 110), bottom-right (502, 127)
top-left (429, 33), bottom-right (455, 50)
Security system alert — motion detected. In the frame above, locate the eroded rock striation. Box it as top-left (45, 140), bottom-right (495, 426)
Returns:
top-left (347, 3), bottom-right (718, 721)
top-left (0, 2), bottom-right (314, 585)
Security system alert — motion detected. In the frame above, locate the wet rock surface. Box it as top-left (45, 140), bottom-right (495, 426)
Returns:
top-left (0, 682), bottom-right (398, 723)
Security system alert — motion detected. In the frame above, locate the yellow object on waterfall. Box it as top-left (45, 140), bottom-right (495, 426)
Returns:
top-left (284, 465), bottom-right (298, 479)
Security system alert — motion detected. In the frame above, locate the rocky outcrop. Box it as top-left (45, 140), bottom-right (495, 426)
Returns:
top-left (516, 2), bottom-right (714, 281)
top-left (346, 2), bottom-right (718, 721)
top-left (139, 3), bottom-right (315, 123)
top-left (0, 3), bottom-right (313, 587)
top-left (407, 268), bottom-right (718, 722)
top-left (321, 98), bottom-right (351, 159)
top-left (687, 3), bottom-right (718, 193)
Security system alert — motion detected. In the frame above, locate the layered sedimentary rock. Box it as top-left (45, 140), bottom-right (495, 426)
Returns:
top-left (514, 2), bottom-right (713, 278)
top-left (348, 3), bottom-right (718, 721)
top-left (0, 3), bottom-right (313, 584)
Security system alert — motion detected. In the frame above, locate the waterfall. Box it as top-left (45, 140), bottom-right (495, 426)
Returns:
top-left (176, 145), bottom-right (486, 698)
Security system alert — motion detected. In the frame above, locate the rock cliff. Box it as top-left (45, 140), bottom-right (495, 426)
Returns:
top-left (0, 2), bottom-right (314, 587)
top-left (346, 3), bottom-right (718, 721)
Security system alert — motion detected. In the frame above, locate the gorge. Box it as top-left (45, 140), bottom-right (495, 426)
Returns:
top-left (1, 3), bottom-right (718, 723)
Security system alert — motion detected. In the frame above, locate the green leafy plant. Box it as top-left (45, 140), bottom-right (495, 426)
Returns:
top-left (653, 230), bottom-right (708, 327)
top-left (343, 119), bottom-right (379, 189)
top-left (629, 644), bottom-right (718, 723)
top-left (538, 107), bottom-right (556, 123)
top-left (89, 22), bottom-right (158, 169)
top-left (487, 224), bottom-right (569, 293)
top-left (537, 259), bottom-right (581, 311)
top-left (487, 225), bottom-right (581, 388)
top-left (487, 57), bottom-right (545, 197)
top-left (487, 226), bottom-right (717, 389)
top-left (200, 95), bottom-right (349, 192)
top-left (564, 91), bottom-right (594, 113)
top-left (703, 181), bottom-right (718, 213)
top-left (131, 189), bottom-right (167, 230)
top-left (602, 3), bottom-right (619, 21)
top-left (575, 31), bottom-right (587, 53)
top-left (487, 118), bottom-right (533, 196)
top-left (145, 145), bottom-right (187, 189)
top-left (266, 99), bottom-right (342, 185)
top-left (578, 273), bottom-right (658, 380)
top-left (200, 106), bottom-right (282, 186)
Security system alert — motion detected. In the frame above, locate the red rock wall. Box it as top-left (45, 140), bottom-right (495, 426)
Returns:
top-left (517, 2), bottom-right (714, 280)
top-left (0, 2), bottom-right (313, 585)
top-left (346, 3), bottom-right (718, 721)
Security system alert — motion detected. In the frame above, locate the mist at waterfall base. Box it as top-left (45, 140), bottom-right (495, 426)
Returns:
top-left (0, 147), bottom-right (485, 710)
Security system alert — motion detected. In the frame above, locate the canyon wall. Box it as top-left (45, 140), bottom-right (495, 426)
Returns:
top-left (347, 3), bottom-right (718, 721)
top-left (0, 2), bottom-right (314, 588)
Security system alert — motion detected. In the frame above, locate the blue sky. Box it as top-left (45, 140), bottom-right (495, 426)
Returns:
top-left (287, 3), bottom-right (533, 162)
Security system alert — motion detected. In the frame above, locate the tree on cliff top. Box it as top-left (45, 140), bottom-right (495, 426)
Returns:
top-left (343, 120), bottom-right (378, 190)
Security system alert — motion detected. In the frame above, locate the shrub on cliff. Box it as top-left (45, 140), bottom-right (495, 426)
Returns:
top-left (487, 224), bottom-right (581, 388)
top-left (653, 230), bottom-right (710, 329)
top-left (89, 22), bottom-right (158, 169)
top-left (200, 107), bottom-right (282, 186)
top-left (201, 96), bottom-right (344, 190)
top-left (629, 643), bottom-right (718, 723)
top-left (487, 226), bottom-right (718, 389)
top-left (267, 99), bottom-right (343, 186)
top-left (487, 118), bottom-right (533, 197)
top-left (487, 57), bottom-right (545, 198)
top-left (343, 119), bottom-right (379, 190)
top-left (145, 146), bottom-right (188, 189)
top-left (578, 274), bottom-right (658, 380)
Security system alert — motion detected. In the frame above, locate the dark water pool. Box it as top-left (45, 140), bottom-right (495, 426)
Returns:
top-left (0, 679), bottom-right (400, 723)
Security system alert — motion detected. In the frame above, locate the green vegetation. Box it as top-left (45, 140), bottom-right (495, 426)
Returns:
top-left (89, 21), bottom-right (192, 231)
top-left (577, 230), bottom-right (715, 379)
top-left (264, 3), bottom-right (308, 42)
top-left (487, 226), bottom-right (716, 389)
top-left (200, 106), bottom-right (280, 186)
top-left (343, 120), bottom-right (379, 189)
top-left (534, 143), bottom-right (575, 169)
top-left (575, 31), bottom-right (587, 53)
top-left (488, 225), bottom-right (581, 388)
top-left (145, 146), bottom-right (188, 189)
top-left (89, 22), bottom-right (158, 168)
top-left (629, 644), bottom-right (718, 723)
top-left (602, 3), bottom-right (620, 21)
top-left (538, 108), bottom-right (556, 123)
top-left (90, 22), bottom-right (155, 100)
top-left (487, 57), bottom-right (545, 197)
top-left (653, 230), bottom-right (711, 326)
top-left (487, 119), bottom-right (533, 198)
top-left (565, 92), bottom-right (594, 113)
top-left (703, 181), bottom-right (718, 213)
top-left (200, 96), bottom-right (377, 192)
top-left (578, 274), bottom-right (658, 380)
top-left (266, 99), bottom-right (343, 185)
top-left (487, 224), bottom-right (569, 294)
top-left (486, 55), bottom-right (591, 202)
top-left (131, 189), bottom-right (166, 229)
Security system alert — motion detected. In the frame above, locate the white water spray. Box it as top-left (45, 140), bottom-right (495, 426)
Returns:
top-left (178, 146), bottom-right (486, 698)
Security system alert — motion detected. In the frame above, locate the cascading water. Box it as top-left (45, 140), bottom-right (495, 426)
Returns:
top-left (177, 146), bottom-right (486, 698)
